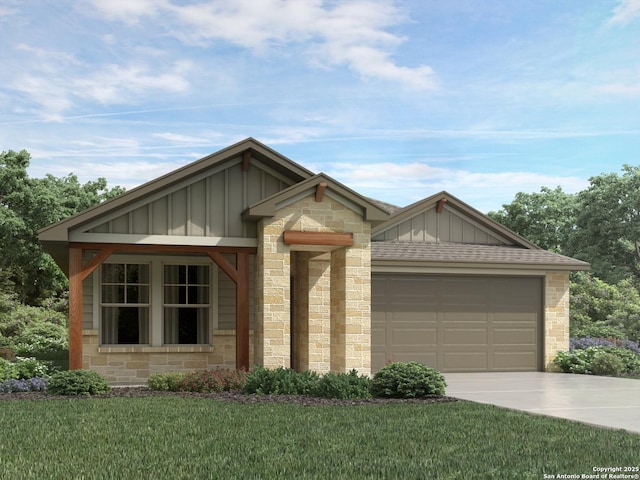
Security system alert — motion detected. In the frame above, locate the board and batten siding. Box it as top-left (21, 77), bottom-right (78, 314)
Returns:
top-left (372, 206), bottom-right (510, 245)
top-left (87, 160), bottom-right (293, 239)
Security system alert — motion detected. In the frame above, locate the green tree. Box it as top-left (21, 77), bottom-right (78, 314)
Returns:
top-left (570, 165), bottom-right (640, 284)
top-left (488, 186), bottom-right (577, 253)
top-left (570, 272), bottom-right (640, 341)
top-left (0, 149), bottom-right (124, 305)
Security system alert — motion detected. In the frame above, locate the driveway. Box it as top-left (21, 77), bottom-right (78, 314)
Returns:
top-left (444, 372), bottom-right (640, 434)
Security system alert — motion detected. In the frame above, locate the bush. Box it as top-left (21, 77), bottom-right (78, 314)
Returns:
top-left (571, 337), bottom-right (640, 355)
top-left (0, 358), bottom-right (16, 382)
top-left (311, 370), bottom-right (373, 399)
top-left (148, 372), bottom-right (186, 392)
top-left (572, 324), bottom-right (627, 341)
top-left (0, 356), bottom-right (52, 381)
top-left (554, 348), bottom-right (600, 374)
top-left (242, 366), bottom-right (320, 395)
top-left (591, 352), bottom-right (625, 377)
top-left (47, 370), bottom-right (111, 396)
top-left (14, 322), bottom-right (68, 355)
top-left (372, 362), bottom-right (446, 398)
top-left (176, 369), bottom-right (246, 393)
top-left (599, 347), bottom-right (640, 374)
top-left (0, 377), bottom-right (48, 393)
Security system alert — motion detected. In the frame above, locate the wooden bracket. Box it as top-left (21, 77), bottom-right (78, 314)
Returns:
top-left (242, 149), bottom-right (252, 172)
top-left (315, 182), bottom-right (327, 202)
top-left (436, 198), bottom-right (448, 213)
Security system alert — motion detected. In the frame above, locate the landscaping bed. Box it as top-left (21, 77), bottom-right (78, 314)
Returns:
top-left (0, 385), bottom-right (457, 405)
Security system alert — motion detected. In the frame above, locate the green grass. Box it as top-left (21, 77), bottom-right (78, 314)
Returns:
top-left (0, 399), bottom-right (638, 479)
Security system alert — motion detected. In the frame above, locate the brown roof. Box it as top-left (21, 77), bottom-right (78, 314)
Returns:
top-left (366, 197), bottom-right (403, 215)
top-left (371, 241), bottom-right (590, 270)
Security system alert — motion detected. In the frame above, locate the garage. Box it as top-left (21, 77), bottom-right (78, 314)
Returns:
top-left (371, 274), bottom-right (543, 372)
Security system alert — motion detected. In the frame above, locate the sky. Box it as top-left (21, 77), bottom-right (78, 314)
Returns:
top-left (1, 0), bottom-right (640, 213)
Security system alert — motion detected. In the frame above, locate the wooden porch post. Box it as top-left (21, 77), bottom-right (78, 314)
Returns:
top-left (207, 250), bottom-right (251, 370)
top-left (236, 252), bottom-right (250, 370)
top-left (68, 247), bottom-right (84, 370)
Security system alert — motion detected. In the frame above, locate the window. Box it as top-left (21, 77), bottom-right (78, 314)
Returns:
top-left (101, 263), bottom-right (150, 344)
top-left (163, 265), bottom-right (210, 344)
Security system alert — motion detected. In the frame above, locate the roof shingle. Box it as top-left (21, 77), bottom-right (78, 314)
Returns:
top-left (371, 241), bottom-right (590, 269)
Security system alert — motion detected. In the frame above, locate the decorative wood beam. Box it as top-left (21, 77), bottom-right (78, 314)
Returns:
top-left (207, 251), bottom-right (239, 284)
top-left (283, 231), bottom-right (353, 247)
top-left (79, 247), bottom-right (115, 282)
top-left (70, 243), bottom-right (257, 255)
top-left (242, 149), bottom-right (252, 172)
top-left (315, 182), bottom-right (327, 202)
top-left (68, 247), bottom-right (84, 370)
top-left (235, 252), bottom-right (250, 370)
top-left (436, 198), bottom-right (448, 213)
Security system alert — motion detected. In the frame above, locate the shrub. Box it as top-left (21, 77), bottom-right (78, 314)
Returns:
top-left (148, 372), bottom-right (186, 392)
top-left (176, 369), bottom-right (246, 393)
top-left (13, 356), bottom-right (51, 379)
top-left (554, 348), bottom-right (600, 374)
top-left (0, 377), bottom-right (48, 393)
top-left (599, 347), bottom-right (640, 374)
top-left (242, 366), bottom-right (320, 395)
top-left (591, 352), bottom-right (625, 377)
top-left (571, 324), bottom-right (627, 341)
top-left (0, 358), bottom-right (17, 382)
top-left (311, 370), bottom-right (372, 399)
top-left (47, 370), bottom-right (111, 396)
top-left (570, 337), bottom-right (640, 355)
top-left (14, 322), bottom-right (68, 355)
top-left (0, 356), bottom-right (52, 381)
top-left (372, 362), bottom-right (446, 398)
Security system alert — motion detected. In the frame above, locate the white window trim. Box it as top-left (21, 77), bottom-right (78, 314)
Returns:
top-left (93, 254), bottom-right (219, 348)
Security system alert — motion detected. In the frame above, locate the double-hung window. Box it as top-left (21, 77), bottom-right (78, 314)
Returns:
top-left (101, 263), bottom-right (150, 345)
top-left (163, 265), bottom-right (211, 344)
top-left (99, 258), bottom-right (213, 347)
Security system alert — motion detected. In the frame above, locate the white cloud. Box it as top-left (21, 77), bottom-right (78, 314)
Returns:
top-left (89, 0), bottom-right (436, 91)
top-left (326, 161), bottom-right (589, 212)
top-left (152, 132), bottom-right (223, 144)
top-left (595, 83), bottom-right (640, 96)
top-left (72, 61), bottom-right (192, 104)
top-left (87, 0), bottom-right (168, 25)
top-left (607, 0), bottom-right (640, 26)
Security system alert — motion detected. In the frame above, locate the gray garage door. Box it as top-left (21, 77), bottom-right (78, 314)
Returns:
top-left (372, 275), bottom-right (543, 372)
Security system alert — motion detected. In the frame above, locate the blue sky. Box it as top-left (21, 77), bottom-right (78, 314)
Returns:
top-left (1, 0), bottom-right (639, 213)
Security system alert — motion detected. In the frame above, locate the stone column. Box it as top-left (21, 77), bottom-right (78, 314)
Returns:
top-left (255, 218), bottom-right (291, 368)
top-left (544, 272), bottom-right (570, 370)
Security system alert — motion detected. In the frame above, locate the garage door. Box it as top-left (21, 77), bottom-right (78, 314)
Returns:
top-left (372, 275), bottom-right (543, 372)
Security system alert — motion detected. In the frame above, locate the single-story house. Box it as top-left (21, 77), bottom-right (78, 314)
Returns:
top-left (39, 138), bottom-right (589, 384)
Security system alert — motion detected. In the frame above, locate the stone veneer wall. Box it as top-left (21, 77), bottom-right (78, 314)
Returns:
top-left (544, 272), bottom-right (570, 370)
top-left (255, 194), bottom-right (372, 375)
top-left (82, 329), bottom-right (253, 385)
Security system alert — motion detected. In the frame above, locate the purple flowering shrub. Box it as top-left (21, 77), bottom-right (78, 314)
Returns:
top-left (570, 337), bottom-right (640, 355)
top-left (0, 377), bottom-right (48, 393)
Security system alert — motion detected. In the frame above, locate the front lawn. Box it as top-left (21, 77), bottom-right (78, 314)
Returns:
top-left (1, 398), bottom-right (638, 479)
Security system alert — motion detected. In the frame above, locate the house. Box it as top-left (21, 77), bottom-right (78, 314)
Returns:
top-left (38, 138), bottom-right (589, 384)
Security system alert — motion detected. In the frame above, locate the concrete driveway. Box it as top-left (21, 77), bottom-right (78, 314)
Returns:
top-left (444, 372), bottom-right (640, 434)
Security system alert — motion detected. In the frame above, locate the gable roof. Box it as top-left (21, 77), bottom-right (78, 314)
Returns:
top-left (244, 173), bottom-right (390, 225)
top-left (370, 190), bottom-right (590, 271)
top-left (372, 190), bottom-right (540, 249)
top-left (38, 137), bottom-right (314, 243)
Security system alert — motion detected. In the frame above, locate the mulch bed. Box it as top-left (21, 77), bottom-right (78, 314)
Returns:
top-left (0, 387), bottom-right (458, 406)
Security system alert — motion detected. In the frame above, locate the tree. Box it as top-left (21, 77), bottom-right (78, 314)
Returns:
top-left (488, 186), bottom-right (577, 253)
top-left (570, 165), bottom-right (640, 284)
top-left (0, 150), bottom-right (124, 305)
